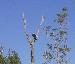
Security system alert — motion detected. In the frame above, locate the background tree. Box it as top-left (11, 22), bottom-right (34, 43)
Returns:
top-left (8, 50), bottom-right (21, 64)
top-left (43, 8), bottom-right (71, 64)
top-left (0, 46), bottom-right (21, 64)
top-left (0, 45), bottom-right (5, 64)
top-left (0, 54), bottom-right (6, 64)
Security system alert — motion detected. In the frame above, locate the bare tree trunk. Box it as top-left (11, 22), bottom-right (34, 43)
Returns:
top-left (31, 44), bottom-right (34, 64)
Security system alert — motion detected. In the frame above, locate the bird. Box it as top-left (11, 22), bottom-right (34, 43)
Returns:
top-left (32, 33), bottom-right (37, 40)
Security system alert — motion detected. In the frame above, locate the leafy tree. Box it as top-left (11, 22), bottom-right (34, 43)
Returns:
top-left (0, 46), bottom-right (21, 64)
top-left (43, 7), bottom-right (70, 64)
top-left (0, 54), bottom-right (6, 64)
top-left (8, 51), bottom-right (21, 64)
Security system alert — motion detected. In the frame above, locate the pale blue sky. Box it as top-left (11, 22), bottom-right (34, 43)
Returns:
top-left (0, 0), bottom-right (75, 64)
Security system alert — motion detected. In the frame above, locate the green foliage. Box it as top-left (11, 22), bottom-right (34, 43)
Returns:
top-left (56, 7), bottom-right (68, 25)
top-left (59, 30), bottom-right (67, 37)
top-left (43, 7), bottom-right (70, 64)
top-left (8, 51), bottom-right (21, 64)
top-left (0, 50), bottom-right (21, 64)
top-left (0, 54), bottom-right (5, 64)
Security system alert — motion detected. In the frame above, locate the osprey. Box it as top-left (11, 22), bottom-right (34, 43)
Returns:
top-left (32, 33), bottom-right (37, 40)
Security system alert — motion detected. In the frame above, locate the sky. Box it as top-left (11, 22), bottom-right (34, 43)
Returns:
top-left (0, 0), bottom-right (75, 64)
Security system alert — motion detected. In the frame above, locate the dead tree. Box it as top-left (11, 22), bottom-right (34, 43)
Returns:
top-left (22, 13), bottom-right (45, 64)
